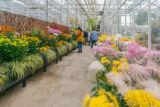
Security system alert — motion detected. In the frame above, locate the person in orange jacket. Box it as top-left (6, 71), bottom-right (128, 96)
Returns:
top-left (76, 27), bottom-right (83, 53)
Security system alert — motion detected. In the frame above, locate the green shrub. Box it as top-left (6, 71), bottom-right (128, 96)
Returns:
top-left (0, 36), bottom-right (28, 62)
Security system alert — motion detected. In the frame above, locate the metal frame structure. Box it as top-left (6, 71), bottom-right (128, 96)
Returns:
top-left (100, 0), bottom-right (160, 49)
top-left (0, 0), bottom-right (105, 30)
top-left (0, 0), bottom-right (159, 48)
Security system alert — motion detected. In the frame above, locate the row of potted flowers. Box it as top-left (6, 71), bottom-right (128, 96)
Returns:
top-left (83, 34), bottom-right (160, 107)
top-left (0, 25), bottom-right (77, 90)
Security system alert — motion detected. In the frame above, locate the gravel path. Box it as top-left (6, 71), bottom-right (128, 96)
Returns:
top-left (0, 46), bottom-right (95, 107)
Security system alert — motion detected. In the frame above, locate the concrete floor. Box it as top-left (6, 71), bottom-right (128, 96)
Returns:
top-left (0, 46), bottom-right (95, 107)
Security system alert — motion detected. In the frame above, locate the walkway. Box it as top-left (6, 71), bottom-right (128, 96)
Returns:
top-left (0, 46), bottom-right (95, 107)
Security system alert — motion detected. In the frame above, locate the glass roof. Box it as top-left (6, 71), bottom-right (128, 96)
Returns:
top-left (0, 0), bottom-right (160, 30)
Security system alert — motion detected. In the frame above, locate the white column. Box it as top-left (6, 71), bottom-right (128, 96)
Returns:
top-left (67, 0), bottom-right (69, 26)
top-left (10, 0), bottom-right (13, 13)
top-left (125, 4), bottom-right (127, 36)
top-left (148, 0), bottom-right (151, 49)
top-left (46, 0), bottom-right (49, 22)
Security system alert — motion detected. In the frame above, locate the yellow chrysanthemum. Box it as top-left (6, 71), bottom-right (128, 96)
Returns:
top-left (83, 94), bottom-right (90, 107)
top-left (98, 89), bottom-right (106, 95)
top-left (101, 57), bottom-right (110, 64)
top-left (125, 90), bottom-right (160, 107)
top-left (106, 92), bottom-right (119, 107)
top-left (112, 61), bottom-right (121, 66)
top-left (106, 78), bottom-right (112, 84)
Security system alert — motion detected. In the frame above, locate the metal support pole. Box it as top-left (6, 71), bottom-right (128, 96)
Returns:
top-left (107, 17), bottom-right (110, 35)
top-left (125, 4), bottom-right (127, 36)
top-left (46, 0), bottom-right (49, 22)
top-left (10, 0), bottom-right (13, 13)
top-left (26, 0), bottom-right (30, 17)
top-left (23, 79), bottom-right (26, 87)
top-left (116, 0), bottom-right (118, 34)
top-left (119, 14), bottom-right (121, 34)
top-left (67, 0), bottom-right (69, 26)
top-left (130, 14), bottom-right (132, 36)
top-left (76, 9), bottom-right (78, 28)
top-left (103, 15), bottom-right (105, 33)
top-left (60, 8), bottom-right (62, 24)
top-left (133, 10), bottom-right (135, 37)
top-left (148, 0), bottom-right (152, 49)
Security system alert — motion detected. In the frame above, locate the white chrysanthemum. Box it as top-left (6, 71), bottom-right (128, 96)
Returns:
top-left (87, 61), bottom-right (105, 81)
top-left (106, 72), bottom-right (134, 95)
top-left (96, 42), bottom-right (103, 46)
top-left (88, 61), bottom-right (105, 73)
top-left (115, 34), bottom-right (122, 41)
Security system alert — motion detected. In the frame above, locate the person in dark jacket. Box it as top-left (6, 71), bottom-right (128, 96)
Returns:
top-left (84, 31), bottom-right (89, 45)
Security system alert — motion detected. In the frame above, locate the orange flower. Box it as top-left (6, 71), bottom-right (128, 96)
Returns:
top-left (62, 33), bottom-right (72, 38)
top-left (56, 40), bottom-right (68, 46)
top-left (48, 35), bottom-right (57, 39)
top-left (0, 25), bottom-right (16, 34)
top-left (39, 46), bottom-right (51, 51)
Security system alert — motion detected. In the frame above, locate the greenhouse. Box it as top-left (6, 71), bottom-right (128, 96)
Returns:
top-left (0, 0), bottom-right (160, 107)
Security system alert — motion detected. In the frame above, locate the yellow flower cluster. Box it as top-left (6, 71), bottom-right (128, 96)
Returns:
top-left (110, 36), bottom-right (115, 42)
top-left (39, 46), bottom-right (51, 51)
top-left (21, 35), bottom-right (41, 45)
top-left (106, 78), bottom-right (112, 84)
top-left (0, 36), bottom-right (28, 46)
top-left (98, 35), bottom-right (108, 43)
top-left (124, 90), bottom-right (160, 107)
top-left (101, 57), bottom-right (110, 64)
top-left (112, 44), bottom-right (118, 51)
top-left (83, 89), bottom-right (119, 107)
top-left (111, 58), bottom-right (129, 73)
top-left (69, 18), bottom-right (81, 26)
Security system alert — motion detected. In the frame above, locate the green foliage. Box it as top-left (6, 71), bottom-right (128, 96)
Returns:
top-left (46, 37), bottom-right (57, 47)
top-left (57, 34), bottom-right (72, 43)
top-left (56, 45), bottom-right (68, 56)
top-left (66, 43), bottom-right (73, 51)
top-left (135, 11), bottom-right (156, 25)
top-left (91, 70), bottom-right (128, 107)
top-left (22, 54), bottom-right (44, 73)
top-left (0, 66), bottom-right (10, 88)
top-left (72, 33), bottom-right (77, 41)
top-left (86, 16), bottom-right (98, 31)
top-left (72, 41), bottom-right (78, 48)
top-left (0, 45), bottom-right (28, 62)
top-left (28, 29), bottom-right (57, 47)
top-left (0, 35), bottom-right (28, 62)
top-left (39, 49), bottom-right (57, 64)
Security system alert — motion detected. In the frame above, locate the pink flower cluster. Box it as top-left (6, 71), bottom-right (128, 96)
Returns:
top-left (92, 46), bottom-right (115, 57)
top-left (104, 40), bottom-right (114, 46)
top-left (118, 42), bottom-right (126, 51)
top-left (124, 43), bottom-right (147, 61)
top-left (48, 28), bottom-right (62, 35)
top-left (129, 64), bottom-right (150, 79)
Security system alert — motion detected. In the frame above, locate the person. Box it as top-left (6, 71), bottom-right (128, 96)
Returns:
top-left (88, 31), bottom-right (91, 45)
top-left (83, 31), bottom-right (89, 45)
top-left (90, 28), bottom-right (100, 48)
top-left (76, 27), bottom-right (83, 53)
